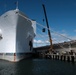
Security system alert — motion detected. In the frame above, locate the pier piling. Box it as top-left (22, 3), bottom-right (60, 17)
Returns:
top-left (46, 53), bottom-right (75, 63)
top-left (71, 56), bottom-right (74, 62)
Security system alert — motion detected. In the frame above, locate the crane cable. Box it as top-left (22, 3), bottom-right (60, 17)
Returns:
top-left (18, 10), bottom-right (73, 51)
top-left (18, 13), bottom-right (73, 41)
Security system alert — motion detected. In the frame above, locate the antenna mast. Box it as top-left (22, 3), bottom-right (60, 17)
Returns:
top-left (16, 1), bottom-right (18, 9)
top-left (42, 4), bottom-right (53, 52)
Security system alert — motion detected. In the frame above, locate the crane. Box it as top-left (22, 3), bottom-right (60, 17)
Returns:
top-left (42, 4), bottom-right (53, 53)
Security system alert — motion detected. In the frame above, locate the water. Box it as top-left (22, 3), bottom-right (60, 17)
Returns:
top-left (0, 59), bottom-right (76, 75)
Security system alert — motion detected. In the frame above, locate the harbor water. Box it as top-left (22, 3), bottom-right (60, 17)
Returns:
top-left (0, 59), bottom-right (76, 75)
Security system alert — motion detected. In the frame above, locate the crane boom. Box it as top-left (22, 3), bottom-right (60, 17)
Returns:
top-left (42, 4), bottom-right (53, 51)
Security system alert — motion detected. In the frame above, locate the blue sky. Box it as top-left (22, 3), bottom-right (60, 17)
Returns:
top-left (0, 0), bottom-right (76, 47)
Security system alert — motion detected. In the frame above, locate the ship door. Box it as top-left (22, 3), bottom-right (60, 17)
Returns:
top-left (29, 40), bottom-right (33, 51)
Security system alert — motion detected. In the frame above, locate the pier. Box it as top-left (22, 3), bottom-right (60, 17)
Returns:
top-left (33, 44), bottom-right (76, 63)
top-left (45, 53), bottom-right (76, 62)
top-left (33, 51), bottom-right (76, 63)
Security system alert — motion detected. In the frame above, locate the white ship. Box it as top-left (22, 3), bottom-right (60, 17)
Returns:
top-left (0, 8), bottom-right (36, 62)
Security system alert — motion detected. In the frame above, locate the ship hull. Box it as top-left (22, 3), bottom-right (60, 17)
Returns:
top-left (0, 9), bottom-right (36, 62)
top-left (0, 53), bottom-right (33, 62)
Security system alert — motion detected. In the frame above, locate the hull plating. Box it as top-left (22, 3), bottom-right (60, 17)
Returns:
top-left (0, 9), bottom-right (35, 61)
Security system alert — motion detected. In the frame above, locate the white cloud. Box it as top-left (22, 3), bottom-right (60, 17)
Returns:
top-left (33, 39), bottom-right (37, 43)
top-left (34, 39), bottom-right (44, 43)
top-left (34, 32), bottom-right (69, 46)
top-left (34, 29), bottom-right (76, 47)
top-left (37, 40), bottom-right (43, 43)
top-left (34, 39), bottom-right (50, 44)
top-left (45, 40), bottom-right (50, 43)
